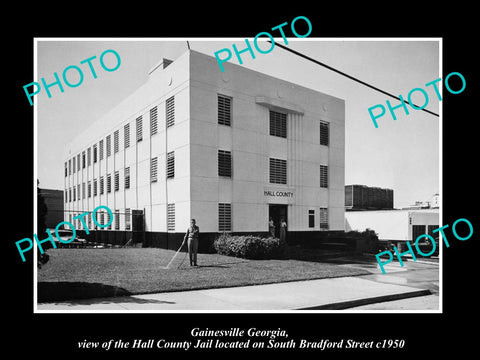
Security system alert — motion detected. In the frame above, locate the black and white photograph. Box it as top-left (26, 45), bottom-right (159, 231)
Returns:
top-left (33, 38), bottom-right (441, 312)
top-left (6, 8), bottom-right (478, 357)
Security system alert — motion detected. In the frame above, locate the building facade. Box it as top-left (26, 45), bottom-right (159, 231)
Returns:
top-left (345, 184), bottom-right (394, 210)
top-left (63, 50), bottom-right (345, 250)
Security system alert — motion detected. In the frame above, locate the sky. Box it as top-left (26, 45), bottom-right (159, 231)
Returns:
top-left (36, 38), bottom-right (440, 209)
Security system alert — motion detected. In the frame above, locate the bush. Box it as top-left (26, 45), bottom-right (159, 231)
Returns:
top-left (345, 228), bottom-right (382, 253)
top-left (214, 233), bottom-right (286, 260)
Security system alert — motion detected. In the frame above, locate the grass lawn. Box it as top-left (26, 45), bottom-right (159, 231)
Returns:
top-left (37, 247), bottom-right (371, 302)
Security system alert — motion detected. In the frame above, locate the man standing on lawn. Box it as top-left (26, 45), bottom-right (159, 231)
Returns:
top-left (184, 219), bottom-right (200, 266)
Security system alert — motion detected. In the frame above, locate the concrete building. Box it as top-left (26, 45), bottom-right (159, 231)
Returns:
top-left (38, 188), bottom-right (64, 229)
top-left (63, 49), bottom-right (345, 250)
top-left (345, 209), bottom-right (439, 253)
top-left (345, 184), bottom-right (394, 210)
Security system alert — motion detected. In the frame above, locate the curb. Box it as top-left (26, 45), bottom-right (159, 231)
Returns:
top-left (296, 289), bottom-right (432, 310)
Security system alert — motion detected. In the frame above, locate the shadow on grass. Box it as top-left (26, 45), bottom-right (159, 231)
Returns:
top-left (38, 281), bottom-right (133, 303)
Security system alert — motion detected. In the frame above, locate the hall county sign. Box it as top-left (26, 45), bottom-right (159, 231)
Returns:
top-left (264, 188), bottom-right (295, 204)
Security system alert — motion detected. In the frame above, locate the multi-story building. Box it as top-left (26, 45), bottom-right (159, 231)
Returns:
top-left (63, 49), bottom-right (345, 250)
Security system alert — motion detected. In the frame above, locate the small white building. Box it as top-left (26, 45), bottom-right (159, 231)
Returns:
top-left (63, 49), bottom-right (345, 250)
top-left (345, 209), bottom-right (439, 252)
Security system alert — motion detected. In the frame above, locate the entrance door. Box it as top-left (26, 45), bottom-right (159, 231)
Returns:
top-left (269, 204), bottom-right (288, 238)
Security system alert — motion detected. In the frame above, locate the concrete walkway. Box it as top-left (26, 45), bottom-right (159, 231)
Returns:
top-left (36, 275), bottom-right (433, 312)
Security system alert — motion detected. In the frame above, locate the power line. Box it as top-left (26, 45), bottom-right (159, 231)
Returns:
top-left (269, 41), bottom-right (439, 118)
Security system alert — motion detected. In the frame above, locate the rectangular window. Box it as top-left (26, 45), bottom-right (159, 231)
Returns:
top-left (125, 208), bottom-right (131, 231)
top-left (68, 159), bottom-right (71, 175)
top-left (114, 171), bottom-right (119, 191)
top-left (82, 151), bottom-right (86, 168)
top-left (100, 176), bottom-right (104, 195)
top-left (320, 165), bottom-right (328, 188)
top-left (77, 154), bottom-right (80, 171)
top-left (167, 203), bottom-right (175, 231)
top-left (269, 110), bottom-right (287, 138)
top-left (150, 106), bottom-right (158, 136)
top-left (308, 209), bottom-right (315, 228)
top-left (107, 174), bottom-right (111, 193)
top-left (166, 96), bottom-right (175, 128)
top-left (151, 157), bottom-right (158, 182)
top-left (136, 116), bottom-right (143, 142)
top-left (82, 182), bottom-right (85, 199)
top-left (320, 208), bottom-right (329, 229)
top-left (218, 94), bottom-right (232, 126)
top-left (87, 147), bottom-right (91, 166)
top-left (412, 225), bottom-right (427, 241)
top-left (114, 209), bottom-right (120, 230)
top-left (218, 150), bottom-right (232, 177)
top-left (106, 135), bottom-right (111, 157)
top-left (87, 181), bottom-right (91, 198)
top-left (320, 121), bottom-right (329, 146)
top-left (114, 130), bottom-right (119, 153)
top-left (166, 151), bottom-right (175, 179)
top-left (93, 178), bottom-right (97, 196)
top-left (99, 139), bottom-right (104, 160)
top-left (93, 144), bottom-right (98, 163)
top-left (64, 190), bottom-right (67, 203)
top-left (124, 123), bottom-right (130, 148)
top-left (68, 188), bottom-right (71, 202)
top-left (125, 167), bottom-right (130, 189)
top-left (73, 186), bottom-right (76, 201)
top-left (219, 203), bottom-right (232, 232)
top-left (72, 157), bottom-right (76, 173)
top-left (65, 162), bottom-right (67, 177)
top-left (269, 158), bottom-right (287, 184)
top-left (77, 184), bottom-right (80, 201)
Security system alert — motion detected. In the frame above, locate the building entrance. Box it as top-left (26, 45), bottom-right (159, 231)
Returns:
top-left (269, 204), bottom-right (288, 238)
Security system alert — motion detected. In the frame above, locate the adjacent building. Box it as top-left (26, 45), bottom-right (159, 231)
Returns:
top-left (345, 184), bottom-right (394, 211)
top-left (63, 49), bottom-right (345, 250)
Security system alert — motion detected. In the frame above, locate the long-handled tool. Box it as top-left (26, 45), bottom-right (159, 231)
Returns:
top-left (162, 239), bottom-right (186, 269)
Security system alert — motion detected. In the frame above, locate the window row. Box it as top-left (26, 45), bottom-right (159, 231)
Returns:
top-left (65, 96), bottom-right (175, 177)
top-left (216, 94), bottom-right (330, 146)
top-left (68, 209), bottom-right (131, 231)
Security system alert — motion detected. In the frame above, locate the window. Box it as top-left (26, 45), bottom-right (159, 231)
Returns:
top-left (320, 208), bottom-right (328, 229)
top-left (64, 162), bottom-right (67, 177)
top-left (124, 124), bottom-right (130, 149)
top-left (77, 184), bottom-right (80, 201)
top-left (93, 144), bottom-right (98, 163)
top-left (308, 209), bottom-right (315, 228)
top-left (100, 176), bottom-right (104, 195)
top-left (68, 188), bottom-right (71, 202)
top-left (72, 157), bottom-right (76, 173)
top-left (151, 157), bottom-right (158, 182)
top-left (107, 174), bottom-right (111, 193)
top-left (320, 165), bottom-right (328, 188)
top-left (114, 171), bottom-right (119, 191)
top-left (125, 208), bottom-right (131, 230)
top-left (93, 178), bottom-right (97, 196)
top-left (218, 94), bottom-right (232, 126)
top-left (269, 158), bottom-right (287, 184)
top-left (428, 225), bottom-right (439, 241)
top-left (106, 135), bottom-right (111, 157)
top-left (136, 116), bottom-right (143, 142)
top-left (99, 139), bottom-right (104, 160)
top-left (218, 150), bottom-right (232, 177)
top-left (68, 159), bottom-right (71, 175)
top-left (166, 151), bottom-right (175, 179)
top-left (150, 106), bottom-right (158, 136)
top-left (82, 182), bottom-right (85, 199)
top-left (114, 130), bottom-right (119, 153)
top-left (125, 167), bottom-right (130, 189)
top-left (320, 121), bottom-right (329, 146)
top-left (269, 110), bottom-right (287, 138)
top-left (64, 190), bottom-right (67, 203)
top-left (73, 186), bottom-right (76, 201)
top-left (82, 151), bottom-right (86, 168)
top-left (87, 147), bottom-right (91, 166)
top-left (87, 181), bottom-right (91, 198)
top-left (167, 203), bottom-right (175, 231)
top-left (166, 96), bottom-right (175, 128)
top-left (114, 210), bottom-right (120, 230)
top-left (219, 203), bottom-right (232, 232)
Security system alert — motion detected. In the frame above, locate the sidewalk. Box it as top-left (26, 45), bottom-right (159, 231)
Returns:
top-left (36, 275), bottom-right (433, 311)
